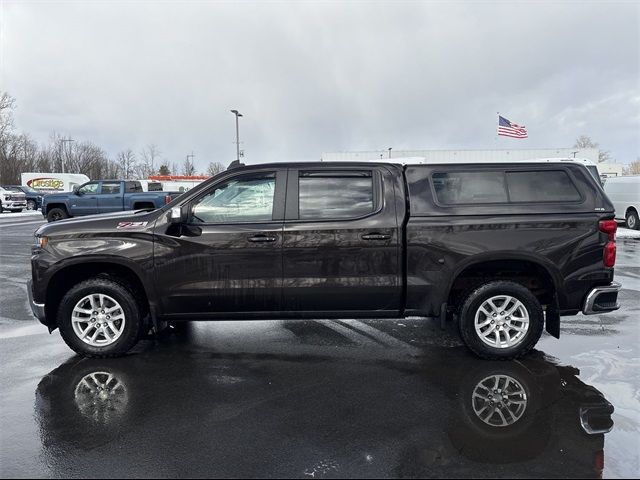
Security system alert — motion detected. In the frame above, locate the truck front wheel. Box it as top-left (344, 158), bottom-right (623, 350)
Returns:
top-left (47, 207), bottom-right (69, 222)
top-left (57, 278), bottom-right (143, 358)
top-left (458, 281), bottom-right (544, 360)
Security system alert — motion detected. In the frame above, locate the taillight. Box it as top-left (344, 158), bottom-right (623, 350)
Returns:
top-left (164, 195), bottom-right (172, 204)
top-left (594, 449), bottom-right (604, 476)
top-left (603, 242), bottom-right (616, 267)
top-left (599, 220), bottom-right (617, 238)
top-left (599, 220), bottom-right (617, 267)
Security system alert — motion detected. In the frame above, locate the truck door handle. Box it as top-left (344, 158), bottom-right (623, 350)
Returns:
top-left (247, 235), bottom-right (277, 243)
top-left (361, 233), bottom-right (391, 240)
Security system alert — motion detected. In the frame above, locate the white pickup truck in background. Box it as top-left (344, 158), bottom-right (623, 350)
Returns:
top-left (0, 186), bottom-right (27, 212)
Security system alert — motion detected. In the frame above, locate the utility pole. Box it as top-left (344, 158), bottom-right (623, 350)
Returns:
top-left (60, 137), bottom-right (74, 173)
top-left (230, 109), bottom-right (243, 162)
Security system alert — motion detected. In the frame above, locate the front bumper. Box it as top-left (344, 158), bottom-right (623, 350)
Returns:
top-left (3, 201), bottom-right (27, 210)
top-left (27, 279), bottom-right (47, 324)
top-left (582, 281), bottom-right (621, 315)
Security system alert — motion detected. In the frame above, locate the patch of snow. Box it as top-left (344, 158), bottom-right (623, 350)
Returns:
top-left (0, 210), bottom-right (43, 219)
top-left (617, 227), bottom-right (640, 239)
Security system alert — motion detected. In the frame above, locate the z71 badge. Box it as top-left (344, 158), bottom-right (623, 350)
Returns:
top-left (117, 221), bottom-right (148, 229)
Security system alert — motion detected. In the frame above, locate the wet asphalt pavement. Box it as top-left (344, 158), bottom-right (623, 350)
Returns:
top-left (1, 214), bottom-right (638, 478)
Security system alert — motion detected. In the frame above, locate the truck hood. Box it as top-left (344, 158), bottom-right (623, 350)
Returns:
top-left (36, 209), bottom-right (163, 237)
top-left (42, 191), bottom-right (73, 201)
top-left (2, 191), bottom-right (26, 200)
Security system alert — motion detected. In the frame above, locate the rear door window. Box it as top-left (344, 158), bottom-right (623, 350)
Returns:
top-left (506, 170), bottom-right (581, 203)
top-left (125, 181), bottom-right (143, 193)
top-left (298, 171), bottom-right (375, 220)
top-left (100, 182), bottom-right (121, 194)
top-left (432, 171), bottom-right (508, 205)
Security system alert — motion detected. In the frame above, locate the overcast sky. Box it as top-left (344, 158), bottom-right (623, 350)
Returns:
top-left (1, 0), bottom-right (638, 171)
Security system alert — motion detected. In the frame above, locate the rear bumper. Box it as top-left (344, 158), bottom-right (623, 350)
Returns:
top-left (579, 402), bottom-right (614, 434)
top-left (582, 282), bottom-right (621, 315)
top-left (27, 279), bottom-right (47, 325)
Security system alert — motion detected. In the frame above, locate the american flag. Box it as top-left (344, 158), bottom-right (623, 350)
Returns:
top-left (497, 115), bottom-right (528, 138)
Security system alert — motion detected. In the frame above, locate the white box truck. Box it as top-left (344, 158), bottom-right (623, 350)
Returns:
top-left (21, 173), bottom-right (90, 193)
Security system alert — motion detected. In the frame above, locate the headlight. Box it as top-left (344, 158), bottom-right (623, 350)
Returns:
top-left (34, 235), bottom-right (48, 249)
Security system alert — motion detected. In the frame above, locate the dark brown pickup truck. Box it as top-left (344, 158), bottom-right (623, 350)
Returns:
top-left (29, 160), bottom-right (621, 359)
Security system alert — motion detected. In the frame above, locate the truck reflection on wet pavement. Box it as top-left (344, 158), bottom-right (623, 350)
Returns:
top-left (35, 337), bottom-right (612, 479)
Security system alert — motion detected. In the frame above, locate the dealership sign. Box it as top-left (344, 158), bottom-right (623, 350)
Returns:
top-left (27, 178), bottom-right (66, 191)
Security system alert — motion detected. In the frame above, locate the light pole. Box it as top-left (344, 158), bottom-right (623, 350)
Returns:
top-left (388, 147), bottom-right (392, 159)
top-left (230, 109), bottom-right (243, 162)
top-left (60, 137), bottom-right (75, 173)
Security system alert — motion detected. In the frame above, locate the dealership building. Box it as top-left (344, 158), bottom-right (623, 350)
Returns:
top-left (320, 147), bottom-right (625, 177)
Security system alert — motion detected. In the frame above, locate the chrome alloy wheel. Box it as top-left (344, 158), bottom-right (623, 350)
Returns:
top-left (472, 374), bottom-right (528, 427)
top-left (474, 295), bottom-right (530, 349)
top-left (71, 294), bottom-right (126, 346)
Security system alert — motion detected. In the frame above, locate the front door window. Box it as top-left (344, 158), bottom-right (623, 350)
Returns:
top-left (191, 174), bottom-right (275, 224)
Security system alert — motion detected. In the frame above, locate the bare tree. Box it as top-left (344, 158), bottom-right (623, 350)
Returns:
top-left (117, 149), bottom-right (138, 179)
top-left (623, 158), bottom-right (640, 176)
top-left (573, 135), bottom-right (612, 163)
top-left (206, 161), bottom-right (225, 177)
top-left (0, 91), bottom-right (16, 141)
top-left (0, 133), bottom-right (39, 184)
top-left (0, 92), bottom-right (17, 183)
top-left (138, 144), bottom-right (161, 178)
top-left (182, 156), bottom-right (196, 176)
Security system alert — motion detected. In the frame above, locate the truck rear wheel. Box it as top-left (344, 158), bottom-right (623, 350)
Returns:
top-left (458, 281), bottom-right (544, 360)
top-left (57, 278), bottom-right (143, 358)
top-left (626, 209), bottom-right (639, 230)
top-left (47, 207), bottom-right (69, 222)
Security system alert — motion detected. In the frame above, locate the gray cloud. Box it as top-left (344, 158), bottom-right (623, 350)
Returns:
top-left (2, 0), bottom-right (638, 171)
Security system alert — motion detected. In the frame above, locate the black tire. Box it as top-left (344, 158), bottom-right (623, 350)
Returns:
top-left (27, 199), bottom-right (37, 211)
top-left (47, 207), bottom-right (69, 222)
top-left (626, 209), bottom-right (639, 230)
top-left (57, 278), bottom-right (143, 358)
top-left (458, 281), bottom-right (544, 360)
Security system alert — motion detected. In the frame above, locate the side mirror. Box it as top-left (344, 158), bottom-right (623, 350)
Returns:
top-left (169, 206), bottom-right (188, 224)
top-left (73, 186), bottom-right (81, 195)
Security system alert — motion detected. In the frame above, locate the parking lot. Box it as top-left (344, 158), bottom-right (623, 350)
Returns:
top-left (1, 213), bottom-right (638, 478)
